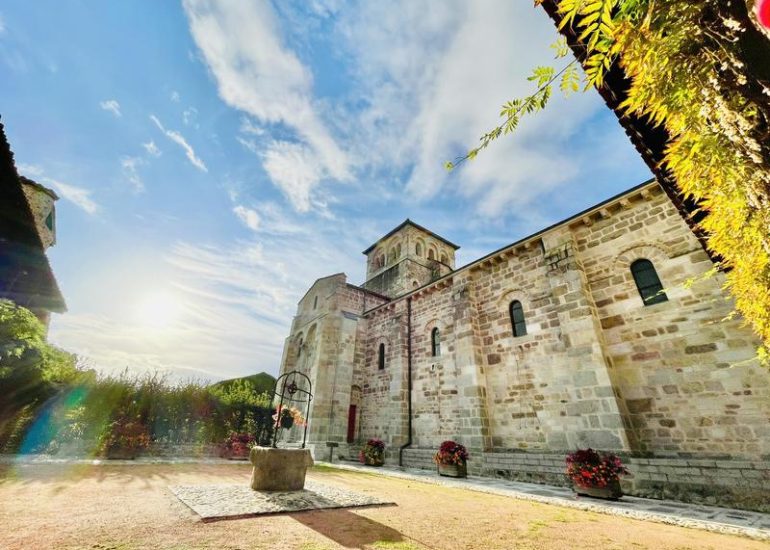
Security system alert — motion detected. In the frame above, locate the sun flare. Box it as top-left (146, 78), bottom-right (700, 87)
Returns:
top-left (134, 292), bottom-right (183, 329)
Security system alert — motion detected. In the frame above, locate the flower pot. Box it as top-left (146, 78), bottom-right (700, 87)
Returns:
top-left (573, 479), bottom-right (622, 499)
top-left (437, 461), bottom-right (467, 478)
top-left (364, 456), bottom-right (384, 467)
top-left (105, 447), bottom-right (138, 460)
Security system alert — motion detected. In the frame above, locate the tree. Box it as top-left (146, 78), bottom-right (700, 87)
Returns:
top-left (0, 299), bottom-right (78, 422)
top-left (450, 0), bottom-right (770, 360)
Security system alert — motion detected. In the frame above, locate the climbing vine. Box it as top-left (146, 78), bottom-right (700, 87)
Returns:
top-left (449, 0), bottom-right (770, 361)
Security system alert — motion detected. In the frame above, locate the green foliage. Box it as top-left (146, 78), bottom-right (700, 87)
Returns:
top-left (451, 0), bottom-right (770, 360)
top-left (11, 371), bottom-right (277, 455)
top-left (0, 300), bottom-right (78, 414)
top-left (209, 371), bottom-right (276, 397)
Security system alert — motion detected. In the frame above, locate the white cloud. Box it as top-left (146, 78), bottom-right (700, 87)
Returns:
top-left (239, 117), bottom-right (265, 136)
top-left (0, 14), bottom-right (6, 35)
top-left (335, 0), bottom-right (602, 216)
top-left (16, 163), bottom-right (45, 177)
top-left (182, 0), bottom-right (351, 210)
top-left (236, 136), bottom-right (260, 155)
top-left (233, 205), bottom-right (260, 230)
top-left (150, 114), bottom-right (208, 172)
top-left (183, 107), bottom-right (198, 126)
top-left (142, 140), bottom-right (162, 157)
top-left (99, 99), bottom-right (122, 117)
top-left (121, 156), bottom-right (145, 192)
top-left (261, 141), bottom-right (321, 212)
top-left (43, 178), bottom-right (98, 214)
top-left (13, 165), bottom-right (99, 214)
top-left (50, 218), bottom-right (366, 380)
top-left (170, 90), bottom-right (181, 102)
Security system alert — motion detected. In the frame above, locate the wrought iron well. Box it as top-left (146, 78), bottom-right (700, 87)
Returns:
top-left (271, 370), bottom-right (313, 448)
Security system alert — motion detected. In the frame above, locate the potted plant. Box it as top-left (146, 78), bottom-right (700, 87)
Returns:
top-left (272, 405), bottom-right (306, 430)
top-left (359, 438), bottom-right (385, 466)
top-left (221, 432), bottom-right (256, 460)
top-left (565, 448), bottom-right (630, 499)
top-left (101, 418), bottom-right (150, 459)
top-left (434, 440), bottom-right (469, 478)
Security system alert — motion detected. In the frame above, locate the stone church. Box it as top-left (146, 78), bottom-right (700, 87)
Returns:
top-left (278, 178), bottom-right (770, 511)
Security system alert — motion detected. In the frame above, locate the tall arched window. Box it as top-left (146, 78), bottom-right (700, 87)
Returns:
top-left (378, 343), bottom-right (386, 370)
top-left (440, 254), bottom-right (448, 264)
top-left (313, 296), bottom-right (318, 309)
top-left (510, 300), bottom-right (527, 337)
top-left (431, 328), bottom-right (441, 357)
top-left (631, 259), bottom-right (668, 305)
top-left (415, 243), bottom-right (422, 256)
top-left (428, 249), bottom-right (436, 260)
top-left (297, 337), bottom-right (303, 359)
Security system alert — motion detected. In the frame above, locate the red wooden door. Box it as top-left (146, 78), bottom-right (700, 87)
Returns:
top-left (346, 405), bottom-right (357, 443)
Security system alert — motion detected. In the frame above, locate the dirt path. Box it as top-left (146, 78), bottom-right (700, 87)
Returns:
top-left (0, 463), bottom-right (764, 549)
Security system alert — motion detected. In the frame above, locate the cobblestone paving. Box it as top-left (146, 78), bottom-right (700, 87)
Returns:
top-left (170, 480), bottom-right (394, 521)
top-left (322, 461), bottom-right (770, 542)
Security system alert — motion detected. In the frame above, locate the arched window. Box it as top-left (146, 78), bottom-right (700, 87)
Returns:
top-left (631, 259), bottom-right (668, 305)
top-left (510, 300), bottom-right (527, 337)
top-left (396, 243), bottom-right (402, 258)
top-left (297, 337), bottom-right (303, 359)
top-left (428, 249), bottom-right (436, 261)
top-left (415, 243), bottom-right (422, 256)
top-left (378, 343), bottom-right (386, 370)
top-left (431, 328), bottom-right (441, 357)
top-left (313, 296), bottom-right (318, 309)
top-left (440, 254), bottom-right (448, 264)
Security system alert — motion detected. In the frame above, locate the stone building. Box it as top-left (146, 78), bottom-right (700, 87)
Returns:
top-left (19, 176), bottom-right (58, 250)
top-left (0, 116), bottom-right (65, 326)
top-left (278, 178), bottom-right (770, 511)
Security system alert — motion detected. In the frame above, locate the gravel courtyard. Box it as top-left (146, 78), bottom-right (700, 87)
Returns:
top-left (0, 462), bottom-right (765, 550)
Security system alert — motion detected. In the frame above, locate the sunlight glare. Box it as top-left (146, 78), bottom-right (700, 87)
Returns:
top-left (134, 292), bottom-right (183, 329)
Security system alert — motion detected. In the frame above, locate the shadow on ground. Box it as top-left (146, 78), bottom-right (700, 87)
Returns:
top-left (290, 508), bottom-right (410, 549)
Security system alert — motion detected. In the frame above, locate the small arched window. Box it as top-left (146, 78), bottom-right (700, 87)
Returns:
top-left (415, 243), bottom-right (422, 256)
top-left (440, 254), bottom-right (448, 264)
top-left (396, 243), bottom-right (402, 258)
top-left (428, 249), bottom-right (436, 261)
top-left (510, 300), bottom-right (527, 337)
top-left (631, 259), bottom-right (668, 305)
top-left (431, 328), bottom-right (441, 357)
top-left (313, 296), bottom-right (318, 309)
top-left (378, 343), bottom-right (386, 370)
top-left (297, 337), bottom-right (303, 359)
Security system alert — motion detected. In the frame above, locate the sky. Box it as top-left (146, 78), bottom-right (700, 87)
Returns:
top-left (0, 0), bottom-right (652, 382)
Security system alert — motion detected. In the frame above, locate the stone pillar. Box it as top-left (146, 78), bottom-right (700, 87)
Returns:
top-left (540, 230), bottom-right (633, 452)
top-left (451, 274), bottom-right (493, 452)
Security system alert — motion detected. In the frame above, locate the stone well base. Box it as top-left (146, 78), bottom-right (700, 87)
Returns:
top-left (250, 446), bottom-right (313, 491)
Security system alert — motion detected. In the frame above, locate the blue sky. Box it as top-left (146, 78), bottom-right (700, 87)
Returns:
top-left (0, 0), bottom-right (651, 381)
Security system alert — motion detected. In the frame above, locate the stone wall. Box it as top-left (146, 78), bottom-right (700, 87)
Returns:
top-left (20, 180), bottom-right (56, 249)
top-left (401, 448), bottom-right (770, 512)
top-left (574, 186), bottom-right (770, 458)
top-left (283, 180), bottom-right (770, 511)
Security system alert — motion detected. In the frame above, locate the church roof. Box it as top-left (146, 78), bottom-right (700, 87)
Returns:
top-left (362, 219), bottom-right (460, 255)
top-left (0, 115), bottom-right (66, 313)
top-left (539, 0), bottom-right (711, 259)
